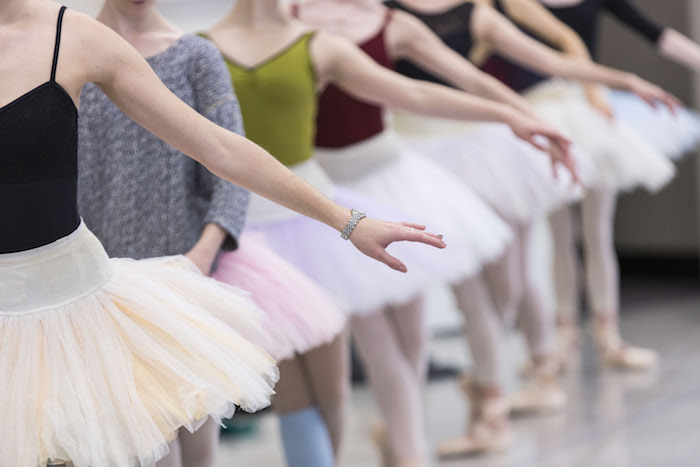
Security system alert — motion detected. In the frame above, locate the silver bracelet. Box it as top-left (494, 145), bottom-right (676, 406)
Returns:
top-left (341, 209), bottom-right (367, 240)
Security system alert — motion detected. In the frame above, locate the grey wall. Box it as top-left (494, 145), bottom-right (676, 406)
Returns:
top-left (597, 0), bottom-right (700, 256)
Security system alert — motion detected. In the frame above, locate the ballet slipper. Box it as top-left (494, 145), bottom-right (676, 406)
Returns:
top-left (519, 320), bottom-right (579, 379)
top-left (555, 318), bottom-right (581, 373)
top-left (371, 423), bottom-right (396, 467)
top-left (593, 319), bottom-right (659, 371)
top-left (436, 376), bottom-right (511, 458)
top-left (509, 362), bottom-right (567, 416)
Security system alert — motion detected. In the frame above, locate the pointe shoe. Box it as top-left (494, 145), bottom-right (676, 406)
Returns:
top-left (556, 320), bottom-right (580, 372)
top-left (436, 376), bottom-right (511, 458)
top-left (519, 322), bottom-right (579, 379)
top-left (594, 322), bottom-right (659, 371)
top-left (509, 365), bottom-right (567, 416)
top-left (371, 424), bottom-right (396, 467)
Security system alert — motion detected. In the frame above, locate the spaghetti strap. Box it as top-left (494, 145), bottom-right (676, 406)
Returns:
top-left (51, 6), bottom-right (68, 82)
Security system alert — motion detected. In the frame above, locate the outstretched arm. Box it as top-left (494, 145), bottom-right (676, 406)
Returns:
top-left (496, 0), bottom-right (612, 117)
top-left (387, 8), bottom-right (575, 177)
top-left (471, 2), bottom-right (679, 110)
top-left (313, 31), bottom-right (570, 153)
top-left (68, 11), bottom-right (445, 271)
top-left (389, 9), bottom-right (539, 118)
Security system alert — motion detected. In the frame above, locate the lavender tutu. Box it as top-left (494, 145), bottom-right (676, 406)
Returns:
top-left (610, 90), bottom-right (700, 160)
top-left (245, 159), bottom-right (446, 314)
top-left (390, 114), bottom-right (584, 224)
top-left (315, 130), bottom-right (512, 281)
top-left (212, 232), bottom-right (348, 362)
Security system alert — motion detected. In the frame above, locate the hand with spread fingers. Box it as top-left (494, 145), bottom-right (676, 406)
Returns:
top-left (347, 219), bottom-right (446, 272)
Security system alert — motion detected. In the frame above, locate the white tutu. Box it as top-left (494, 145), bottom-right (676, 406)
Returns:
top-left (524, 80), bottom-right (676, 193)
top-left (246, 158), bottom-right (444, 315)
top-left (610, 90), bottom-right (700, 160)
top-left (0, 223), bottom-right (277, 467)
top-left (315, 130), bottom-right (512, 281)
top-left (390, 114), bottom-right (584, 224)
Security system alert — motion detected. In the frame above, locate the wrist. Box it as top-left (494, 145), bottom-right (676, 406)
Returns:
top-left (620, 72), bottom-right (638, 90)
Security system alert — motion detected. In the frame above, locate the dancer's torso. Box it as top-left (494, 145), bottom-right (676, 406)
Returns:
top-left (220, 32), bottom-right (318, 167)
top-left (482, 0), bottom-right (663, 92)
top-left (386, 1), bottom-right (477, 87)
top-left (78, 35), bottom-right (246, 259)
top-left (315, 10), bottom-right (395, 148)
top-left (0, 6), bottom-right (79, 254)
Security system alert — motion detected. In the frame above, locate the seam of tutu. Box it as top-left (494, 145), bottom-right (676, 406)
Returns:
top-left (0, 263), bottom-right (114, 316)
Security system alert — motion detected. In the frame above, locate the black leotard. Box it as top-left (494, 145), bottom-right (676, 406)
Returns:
top-left (385, 1), bottom-right (477, 87)
top-left (499, 0), bottom-right (663, 56)
top-left (482, 0), bottom-right (664, 91)
top-left (0, 6), bottom-right (79, 253)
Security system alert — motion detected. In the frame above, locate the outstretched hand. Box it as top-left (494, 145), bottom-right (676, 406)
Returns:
top-left (348, 219), bottom-right (446, 272)
top-left (509, 115), bottom-right (580, 185)
top-left (628, 75), bottom-right (681, 114)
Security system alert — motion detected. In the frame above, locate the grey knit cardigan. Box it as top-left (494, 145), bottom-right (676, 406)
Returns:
top-left (78, 35), bottom-right (249, 259)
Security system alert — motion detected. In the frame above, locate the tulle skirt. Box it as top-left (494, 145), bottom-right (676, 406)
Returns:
top-left (245, 158), bottom-right (444, 315)
top-left (0, 223), bottom-right (277, 467)
top-left (212, 232), bottom-right (348, 362)
top-left (390, 113), bottom-right (584, 224)
top-left (610, 90), bottom-right (700, 160)
top-left (315, 130), bottom-right (512, 280)
top-left (524, 80), bottom-right (676, 193)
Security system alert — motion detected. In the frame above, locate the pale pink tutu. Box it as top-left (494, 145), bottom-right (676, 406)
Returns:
top-left (212, 232), bottom-right (348, 362)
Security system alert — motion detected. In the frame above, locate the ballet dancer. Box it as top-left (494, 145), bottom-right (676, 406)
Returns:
top-left (78, 1), bottom-right (350, 466)
top-left (0, 2), bottom-right (446, 465)
top-left (296, 0), bottom-right (583, 460)
top-left (478, 0), bottom-right (681, 370)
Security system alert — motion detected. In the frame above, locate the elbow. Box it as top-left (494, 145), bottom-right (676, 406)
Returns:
top-left (400, 82), bottom-right (434, 113)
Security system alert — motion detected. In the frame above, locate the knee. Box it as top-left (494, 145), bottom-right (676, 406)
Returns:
top-left (180, 439), bottom-right (218, 467)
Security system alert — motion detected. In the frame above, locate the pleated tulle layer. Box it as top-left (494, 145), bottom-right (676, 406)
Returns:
top-left (247, 186), bottom-right (446, 315)
top-left (315, 131), bottom-right (512, 281)
top-left (212, 232), bottom-right (348, 362)
top-left (0, 227), bottom-right (277, 467)
top-left (525, 80), bottom-right (676, 193)
top-left (610, 90), bottom-right (700, 160)
top-left (390, 115), bottom-right (584, 223)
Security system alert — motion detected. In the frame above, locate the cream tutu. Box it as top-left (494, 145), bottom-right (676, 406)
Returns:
top-left (390, 114), bottom-right (585, 224)
top-left (245, 158), bottom-right (447, 314)
top-left (0, 223), bottom-right (277, 467)
top-left (211, 232), bottom-right (348, 362)
top-left (315, 130), bottom-right (512, 281)
top-left (610, 90), bottom-right (700, 160)
top-left (524, 80), bottom-right (676, 193)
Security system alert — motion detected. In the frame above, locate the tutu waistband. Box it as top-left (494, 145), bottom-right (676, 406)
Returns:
top-left (391, 111), bottom-right (504, 140)
top-left (315, 130), bottom-right (403, 183)
top-left (0, 221), bottom-right (113, 315)
top-left (247, 158), bottom-right (336, 224)
top-left (524, 79), bottom-right (584, 104)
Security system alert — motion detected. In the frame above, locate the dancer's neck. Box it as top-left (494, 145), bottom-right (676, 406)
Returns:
top-left (97, 3), bottom-right (169, 36)
top-left (224, 0), bottom-right (287, 28)
top-left (96, 2), bottom-right (181, 57)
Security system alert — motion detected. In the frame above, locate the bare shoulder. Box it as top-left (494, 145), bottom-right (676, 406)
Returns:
top-left (60, 9), bottom-right (138, 78)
